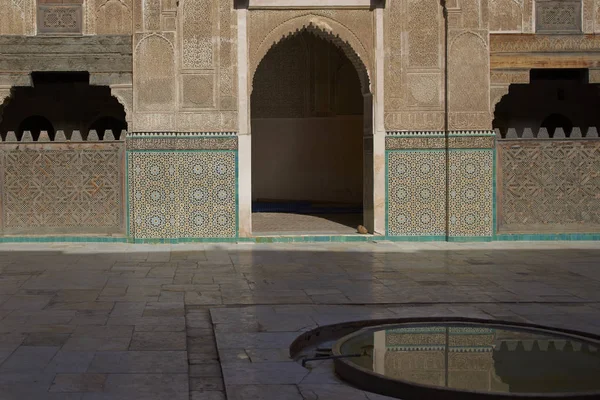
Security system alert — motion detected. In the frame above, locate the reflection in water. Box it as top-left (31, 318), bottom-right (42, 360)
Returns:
top-left (339, 325), bottom-right (600, 394)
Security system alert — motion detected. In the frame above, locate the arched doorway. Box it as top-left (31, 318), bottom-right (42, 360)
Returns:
top-left (250, 30), bottom-right (372, 235)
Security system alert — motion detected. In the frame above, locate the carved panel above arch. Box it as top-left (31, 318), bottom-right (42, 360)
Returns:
top-left (248, 10), bottom-right (374, 92)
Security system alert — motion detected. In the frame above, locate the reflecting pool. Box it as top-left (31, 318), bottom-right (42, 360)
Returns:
top-left (335, 323), bottom-right (600, 396)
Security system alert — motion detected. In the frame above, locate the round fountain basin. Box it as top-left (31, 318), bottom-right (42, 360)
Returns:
top-left (333, 321), bottom-right (600, 400)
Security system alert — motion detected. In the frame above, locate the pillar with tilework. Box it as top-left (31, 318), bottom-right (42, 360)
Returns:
top-left (446, 0), bottom-right (495, 240)
top-left (127, 0), bottom-right (239, 242)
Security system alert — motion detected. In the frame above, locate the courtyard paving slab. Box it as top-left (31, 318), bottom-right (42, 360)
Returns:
top-left (0, 241), bottom-right (598, 399)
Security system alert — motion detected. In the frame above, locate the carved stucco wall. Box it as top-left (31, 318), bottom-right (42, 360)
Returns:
top-left (384, 0), bottom-right (491, 131)
top-left (0, 0), bottom-right (35, 35)
top-left (248, 10), bottom-right (374, 95)
top-left (384, 0), bottom-right (445, 131)
top-left (448, 31), bottom-right (491, 130)
top-left (86, 0), bottom-right (133, 35)
top-left (131, 0), bottom-right (237, 132)
top-left (489, 0), bottom-right (531, 33)
top-left (489, 0), bottom-right (600, 34)
top-left (0, 0), bottom-right (133, 36)
top-left (448, 1), bottom-right (492, 131)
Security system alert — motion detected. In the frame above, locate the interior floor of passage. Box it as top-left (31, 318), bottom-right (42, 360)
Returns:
top-left (252, 212), bottom-right (363, 235)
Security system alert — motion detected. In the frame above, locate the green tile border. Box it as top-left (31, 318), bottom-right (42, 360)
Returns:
top-left (127, 135), bottom-right (238, 139)
top-left (384, 235), bottom-right (447, 242)
top-left (125, 151), bottom-right (130, 237)
top-left (235, 150), bottom-right (240, 240)
top-left (447, 236), bottom-right (493, 242)
top-left (127, 149), bottom-right (235, 153)
top-left (386, 149), bottom-right (446, 153)
top-left (385, 151), bottom-right (389, 236)
top-left (0, 236), bottom-right (129, 243)
top-left (496, 233), bottom-right (600, 241)
top-left (492, 146), bottom-right (497, 240)
top-left (133, 237), bottom-right (239, 244)
top-left (0, 233), bottom-right (598, 243)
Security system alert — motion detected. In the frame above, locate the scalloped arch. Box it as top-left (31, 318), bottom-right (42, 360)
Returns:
top-left (110, 90), bottom-right (132, 126)
top-left (251, 14), bottom-right (372, 95)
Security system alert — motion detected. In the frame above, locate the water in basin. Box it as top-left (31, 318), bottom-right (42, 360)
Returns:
top-left (337, 323), bottom-right (600, 395)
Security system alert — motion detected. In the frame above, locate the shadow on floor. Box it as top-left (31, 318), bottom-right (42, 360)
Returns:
top-left (251, 212), bottom-right (363, 234)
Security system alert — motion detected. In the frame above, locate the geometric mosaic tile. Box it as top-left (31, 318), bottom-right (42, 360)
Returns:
top-left (387, 150), bottom-right (447, 236)
top-left (448, 150), bottom-right (494, 237)
top-left (129, 151), bottom-right (236, 239)
top-left (178, 152), bottom-right (236, 238)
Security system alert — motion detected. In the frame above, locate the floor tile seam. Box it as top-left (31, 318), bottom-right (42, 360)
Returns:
top-left (0, 339), bottom-right (24, 370)
top-left (184, 304), bottom-right (226, 400)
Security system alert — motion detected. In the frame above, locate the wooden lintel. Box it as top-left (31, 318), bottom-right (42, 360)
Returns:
top-left (491, 53), bottom-right (600, 70)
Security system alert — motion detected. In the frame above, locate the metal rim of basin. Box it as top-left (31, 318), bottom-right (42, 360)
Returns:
top-left (324, 317), bottom-right (600, 400)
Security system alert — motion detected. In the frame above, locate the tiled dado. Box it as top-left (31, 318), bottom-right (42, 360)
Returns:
top-left (386, 131), bottom-right (495, 240)
top-left (127, 134), bottom-right (238, 240)
top-left (387, 149), bottom-right (447, 237)
top-left (448, 149), bottom-right (494, 238)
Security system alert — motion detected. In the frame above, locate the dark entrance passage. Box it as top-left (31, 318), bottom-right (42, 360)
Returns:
top-left (250, 31), bottom-right (369, 235)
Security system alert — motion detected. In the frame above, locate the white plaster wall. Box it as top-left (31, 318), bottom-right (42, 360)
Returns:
top-left (251, 116), bottom-right (363, 204)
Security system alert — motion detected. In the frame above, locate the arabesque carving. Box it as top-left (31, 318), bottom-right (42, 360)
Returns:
top-left (219, 0), bottom-right (237, 110)
top-left (384, 0), bottom-right (444, 131)
top-left (181, 0), bottom-right (215, 70)
top-left (490, 34), bottom-right (600, 53)
top-left (249, 11), bottom-right (373, 94)
top-left (0, 0), bottom-right (34, 35)
top-left (489, 0), bottom-right (523, 32)
top-left (134, 34), bottom-right (176, 112)
top-left (92, 0), bottom-right (133, 35)
top-left (449, 31), bottom-right (491, 129)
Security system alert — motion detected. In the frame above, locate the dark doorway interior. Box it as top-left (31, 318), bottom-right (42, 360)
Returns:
top-left (250, 31), bottom-right (366, 234)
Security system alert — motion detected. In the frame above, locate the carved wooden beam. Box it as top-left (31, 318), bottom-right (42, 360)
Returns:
top-left (490, 34), bottom-right (600, 70)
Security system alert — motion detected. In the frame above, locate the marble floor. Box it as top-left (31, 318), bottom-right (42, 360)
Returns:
top-left (251, 212), bottom-right (362, 234)
top-left (0, 241), bottom-right (599, 399)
